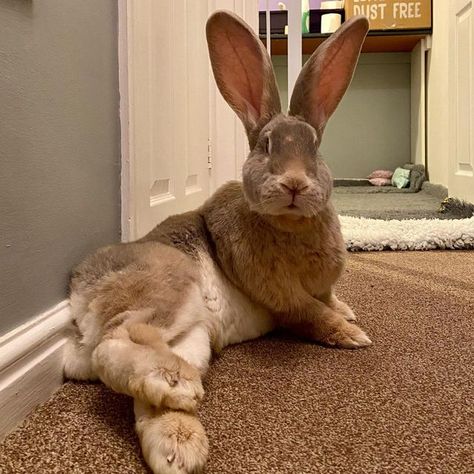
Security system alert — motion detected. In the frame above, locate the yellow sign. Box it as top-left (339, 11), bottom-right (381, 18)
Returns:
top-left (345, 0), bottom-right (432, 30)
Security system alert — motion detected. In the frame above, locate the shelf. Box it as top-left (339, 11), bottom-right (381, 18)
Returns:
top-left (260, 29), bottom-right (432, 55)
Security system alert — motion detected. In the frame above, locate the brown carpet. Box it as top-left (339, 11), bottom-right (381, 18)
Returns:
top-left (1, 252), bottom-right (473, 473)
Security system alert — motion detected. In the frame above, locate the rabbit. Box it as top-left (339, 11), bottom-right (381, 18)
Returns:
top-left (63, 10), bottom-right (371, 474)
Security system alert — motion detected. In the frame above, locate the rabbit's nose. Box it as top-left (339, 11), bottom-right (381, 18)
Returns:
top-left (280, 179), bottom-right (309, 197)
top-left (279, 168), bottom-right (310, 199)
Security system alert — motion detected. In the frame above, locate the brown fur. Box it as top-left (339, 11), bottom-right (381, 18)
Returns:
top-left (200, 181), bottom-right (345, 312)
top-left (139, 211), bottom-right (215, 259)
top-left (72, 242), bottom-right (199, 331)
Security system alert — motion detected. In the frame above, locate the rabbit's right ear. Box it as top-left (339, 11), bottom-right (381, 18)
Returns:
top-left (289, 16), bottom-right (369, 139)
top-left (206, 11), bottom-right (281, 145)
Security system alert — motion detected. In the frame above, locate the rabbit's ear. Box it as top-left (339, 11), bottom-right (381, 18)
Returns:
top-left (206, 11), bottom-right (281, 143)
top-left (289, 16), bottom-right (369, 138)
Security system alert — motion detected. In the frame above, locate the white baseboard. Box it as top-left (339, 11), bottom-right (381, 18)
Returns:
top-left (0, 300), bottom-right (71, 441)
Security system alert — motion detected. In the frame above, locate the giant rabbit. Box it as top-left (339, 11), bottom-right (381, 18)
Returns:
top-left (64, 11), bottom-right (371, 474)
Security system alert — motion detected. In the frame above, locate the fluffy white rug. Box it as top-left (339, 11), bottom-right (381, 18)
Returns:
top-left (340, 215), bottom-right (474, 251)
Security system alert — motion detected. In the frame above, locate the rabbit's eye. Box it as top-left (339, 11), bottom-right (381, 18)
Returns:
top-left (265, 136), bottom-right (271, 155)
top-left (310, 137), bottom-right (319, 157)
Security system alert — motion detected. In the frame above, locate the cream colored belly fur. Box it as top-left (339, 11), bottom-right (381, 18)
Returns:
top-left (198, 252), bottom-right (274, 352)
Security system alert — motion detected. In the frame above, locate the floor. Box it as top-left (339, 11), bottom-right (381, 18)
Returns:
top-left (333, 186), bottom-right (446, 219)
top-left (1, 251), bottom-right (473, 473)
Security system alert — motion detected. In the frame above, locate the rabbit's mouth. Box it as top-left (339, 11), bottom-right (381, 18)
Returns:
top-left (284, 195), bottom-right (308, 213)
top-left (267, 193), bottom-right (311, 216)
top-left (280, 200), bottom-right (308, 216)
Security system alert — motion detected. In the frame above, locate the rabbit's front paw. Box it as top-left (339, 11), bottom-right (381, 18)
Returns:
top-left (329, 297), bottom-right (357, 321)
top-left (336, 302), bottom-right (357, 322)
top-left (323, 320), bottom-right (372, 349)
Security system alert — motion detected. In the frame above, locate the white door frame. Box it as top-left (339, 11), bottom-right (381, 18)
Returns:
top-left (448, 0), bottom-right (474, 202)
top-left (118, 0), bottom-right (132, 242)
top-left (411, 36), bottom-right (431, 167)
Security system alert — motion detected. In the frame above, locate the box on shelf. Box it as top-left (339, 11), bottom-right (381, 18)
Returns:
top-left (258, 10), bottom-right (287, 36)
top-left (344, 0), bottom-right (432, 30)
top-left (310, 9), bottom-right (345, 33)
top-left (259, 9), bottom-right (347, 36)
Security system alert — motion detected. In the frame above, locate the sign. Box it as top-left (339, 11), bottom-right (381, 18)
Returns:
top-left (345, 0), bottom-right (432, 30)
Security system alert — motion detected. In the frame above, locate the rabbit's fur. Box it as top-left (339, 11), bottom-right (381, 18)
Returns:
top-left (64, 11), bottom-right (371, 474)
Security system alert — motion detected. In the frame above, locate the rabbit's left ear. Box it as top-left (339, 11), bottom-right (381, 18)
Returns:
top-left (206, 11), bottom-right (281, 145)
top-left (289, 16), bottom-right (369, 138)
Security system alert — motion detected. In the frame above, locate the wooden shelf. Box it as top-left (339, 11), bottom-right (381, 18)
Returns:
top-left (260, 29), bottom-right (432, 55)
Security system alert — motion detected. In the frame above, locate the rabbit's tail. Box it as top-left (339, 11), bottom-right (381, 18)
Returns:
top-left (63, 292), bottom-right (101, 381)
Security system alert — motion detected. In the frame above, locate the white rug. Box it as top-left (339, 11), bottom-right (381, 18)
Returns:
top-left (340, 215), bottom-right (474, 251)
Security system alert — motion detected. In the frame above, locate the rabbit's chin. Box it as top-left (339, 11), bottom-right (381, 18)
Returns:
top-left (262, 212), bottom-right (319, 232)
top-left (248, 201), bottom-right (312, 218)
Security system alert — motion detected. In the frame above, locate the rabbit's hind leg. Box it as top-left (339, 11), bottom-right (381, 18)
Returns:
top-left (92, 322), bottom-right (204, 412)
top-left (133, 322), bottom-right (211, 473)
top-left (135, 400), bottom-right (208, 474)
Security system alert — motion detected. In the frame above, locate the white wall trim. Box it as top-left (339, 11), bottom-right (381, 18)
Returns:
top-left (0, 300), bottom-right (70, 441)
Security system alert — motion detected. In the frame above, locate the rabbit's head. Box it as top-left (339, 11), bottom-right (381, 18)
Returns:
top-left (207, 11), bottom-right (368, 219)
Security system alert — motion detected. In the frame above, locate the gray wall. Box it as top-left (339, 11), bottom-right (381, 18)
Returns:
top-left (0, 0), bottom-right (121, 336)
top-left (273, 53), bottom-right (411, 178)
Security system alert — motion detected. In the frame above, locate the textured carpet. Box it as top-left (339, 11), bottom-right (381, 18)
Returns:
top-left (333, 187), bottom-right (460, 220)
top-left (1, 252), bottom-right (473, 473)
